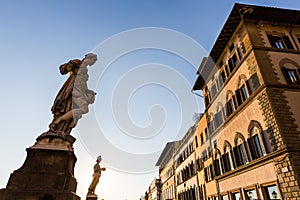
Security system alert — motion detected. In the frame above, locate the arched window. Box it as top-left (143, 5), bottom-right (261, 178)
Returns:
top-left (207, 112), bottom-right (214, 135)
top-left (248, 120), bottom-right (267, 160)
top-left (214, 103), bottom-right (224, 129)
top-left (214, 148), bottom-right (223, 176)
top-left (282, 66), bottom-right (300, 84)
top-left (226, 91), bottom-right (235, 117)
top-left (233, 133), bottom-right (248, 167)
top-left (222, 141), bottom-right (234, 172)
top-left (279, 58), bottom-right (300, 85)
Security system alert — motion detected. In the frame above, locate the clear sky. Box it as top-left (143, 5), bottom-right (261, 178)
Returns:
top-left (1, 1), bottom-right (300, 200)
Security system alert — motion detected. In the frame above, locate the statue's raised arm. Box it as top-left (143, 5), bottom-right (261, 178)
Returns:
top-left (49, 53), bottom-right (97, 135)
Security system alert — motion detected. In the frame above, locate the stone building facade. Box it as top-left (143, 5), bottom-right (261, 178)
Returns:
top-left (142, 3), bottom-right (300, 200)
top-left (156, 141), bottom-right (180, 200)
top-left (192, 3), bottom-right (300, 200)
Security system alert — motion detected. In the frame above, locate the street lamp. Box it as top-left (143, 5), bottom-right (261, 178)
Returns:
top-left (271, 191), bottom-right (278, 199)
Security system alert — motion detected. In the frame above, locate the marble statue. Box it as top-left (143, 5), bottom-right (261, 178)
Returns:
top-left (87, 156), bottom-right (106, 196)
top-left (49, 53), bottom-right (97, 135)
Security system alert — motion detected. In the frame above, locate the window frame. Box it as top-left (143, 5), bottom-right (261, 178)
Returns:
top-left (267, 34), bottom-right (294, 49)
top-left (281, 66), bottom-right (300, 85)
top-left (262, 183), bottom-right (281, 200)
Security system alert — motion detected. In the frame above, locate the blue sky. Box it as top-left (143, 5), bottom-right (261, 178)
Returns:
top-left (1, 1), bottom-right (300, 199)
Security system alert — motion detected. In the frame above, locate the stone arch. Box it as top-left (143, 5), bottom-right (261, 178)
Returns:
top-left (226, 90), bottom-right (234, 101)
top-left (234, 132), bottom-right (246, 146)
top-left (223, 140), bottom-right (232, 153)
top-left (248, 120), bottom-right (263, 137)
top-left (279, 58), bottom-right (300, 69)
top-left (216, 102), bottom-right (223, 112)
top-left (247, 120), bottom-right (267, 156)
top-left (237, 74), bottom-right (248, 88)
top-left (214, 148), bottom-right (222, 159)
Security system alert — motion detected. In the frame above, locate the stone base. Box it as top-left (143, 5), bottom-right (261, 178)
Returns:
top-left (0, 189), bottom-right (80, 200)
top-left (0, 133), bottom-right (81, 200)
top-left (86, 194), bottom-right (98, 200)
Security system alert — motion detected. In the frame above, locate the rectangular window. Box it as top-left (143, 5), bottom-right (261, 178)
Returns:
top-left (245, 188), bottom-right (258, 200)
top-left (267, 34), bottom-right (294, 49)
top-left (200, 133), bottom-right (204, 145)
top-left (232, 192), bottom-right (241, 200)
top-left (264, 185), bottom-right (280, 200)
top-left (195, 136), bottom-right (198, 148)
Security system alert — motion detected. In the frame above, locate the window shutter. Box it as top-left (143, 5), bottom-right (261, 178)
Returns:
top-left (209, 164), bottom-right (214, 179)
top-left (204, 168), bottom-right (208, 182)
top-left (247, 138), bottom-right (256, 160)
top-left (282, 36), bottom-right (294, 49)
top-left (247, 73), bottom-right (260, 93)
top-left (213, 160), bottom-right (220, 176)
top-left (267, 34), bottom-right (276, 48)
top-left (221, 154), bottom-right (228, 172)
top-left (230, 149), bottom-right (237, 168)
top-left (233, 147), bottom-right (241, 167)
top-left (281, 67), bottom-right (292, 84)
top-left (245, 79), bottom-right (252, 95)
top-left (297, 69), bottom-right (300, 84)
top-left (235, 89), bottom-right (242, 106)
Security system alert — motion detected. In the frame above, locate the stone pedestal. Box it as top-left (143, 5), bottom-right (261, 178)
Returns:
top-left (86, 194), bottom-right (98, 200)
top-left (0, 131), bottom-right (81, 200)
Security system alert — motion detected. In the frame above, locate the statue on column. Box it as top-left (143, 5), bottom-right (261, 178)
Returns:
top-left (49, 53), bottom-right (97, 135)
top-left (87, 156), bottom-right (106, 198)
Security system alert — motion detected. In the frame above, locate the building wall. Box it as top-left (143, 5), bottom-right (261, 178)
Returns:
top-left (149, 4), bottom-right (300, 200)
top-left (160, 160), bottom-right (176, 200)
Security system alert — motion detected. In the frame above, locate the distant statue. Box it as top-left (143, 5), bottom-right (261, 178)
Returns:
top-left (49, 53), bottom-right (97, 135)
top-left (87, 156), bottom-right (106, 196)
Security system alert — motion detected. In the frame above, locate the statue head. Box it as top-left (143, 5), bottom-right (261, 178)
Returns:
top-left (84, 53), bottom-right (97, 66)
top-left (96, 155), bottom-right (102, 163)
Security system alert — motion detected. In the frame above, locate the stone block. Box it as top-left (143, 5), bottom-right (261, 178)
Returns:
top-left (0, 137), bottom-right (81, 200)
